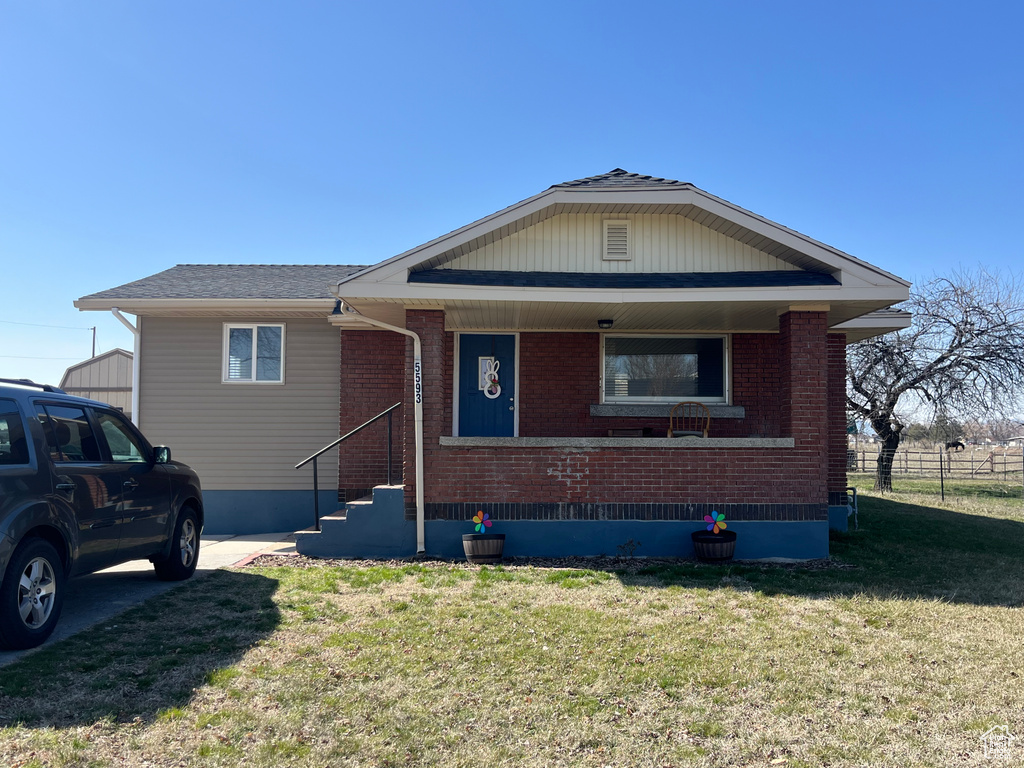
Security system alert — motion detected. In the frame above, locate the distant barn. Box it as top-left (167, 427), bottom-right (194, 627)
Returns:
top-left (59, 348), bottom-right (133, 418)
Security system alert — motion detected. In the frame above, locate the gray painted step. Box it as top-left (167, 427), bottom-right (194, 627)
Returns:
top-left (295, 485), bottom-right (415, 559)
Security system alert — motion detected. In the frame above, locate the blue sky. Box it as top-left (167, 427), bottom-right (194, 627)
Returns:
top-left (2, 1), bottom-right (1021, 385)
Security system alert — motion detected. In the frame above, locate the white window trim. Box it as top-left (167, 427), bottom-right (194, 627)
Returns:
top-left (222, 323), bottom-right (286, 384)
top-left (599, 333), bottom-right (730, 404)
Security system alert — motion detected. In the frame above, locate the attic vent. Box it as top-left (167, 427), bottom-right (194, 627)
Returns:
top-left (603, 220), bottom-right (631, 261)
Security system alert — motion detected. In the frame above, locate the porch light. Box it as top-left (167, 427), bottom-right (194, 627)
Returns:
top-left (598, 319), bottom-right (614, 329)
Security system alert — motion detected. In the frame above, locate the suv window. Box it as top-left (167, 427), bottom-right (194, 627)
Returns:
top-left (95, 410), bottom-right (149, 463)
top-left (37, 404), bottom-right (102, 463)
top-left (0, 399), bottom-right (30, 465)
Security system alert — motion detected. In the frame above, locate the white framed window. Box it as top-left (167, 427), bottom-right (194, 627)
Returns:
top-left (222, 323), bottom-right (285, 384)
top-left (601, 334), bottom-right (728, 403)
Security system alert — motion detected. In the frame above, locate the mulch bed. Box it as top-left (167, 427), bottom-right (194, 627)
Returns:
top-left (239, 552), bottom-right (852, 573)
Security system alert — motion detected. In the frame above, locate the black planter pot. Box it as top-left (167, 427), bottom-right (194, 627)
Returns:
top-left (462, 533), bottom-right (506, 564)
top-left (691, 530), bottom-right (737, 563)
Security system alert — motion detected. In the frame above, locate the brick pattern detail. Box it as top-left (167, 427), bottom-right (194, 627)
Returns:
top-left (827, 333), bottom-right (848, 496)
top-left (828, 491), bottom-right (850, 506)
top-left (427, 501), bottom-right (827, 522)
top-left (337, 330), bottom-right (406, 501)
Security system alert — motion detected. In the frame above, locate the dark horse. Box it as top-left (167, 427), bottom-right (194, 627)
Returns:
top-left (945, 440), bottom-right (965, 452)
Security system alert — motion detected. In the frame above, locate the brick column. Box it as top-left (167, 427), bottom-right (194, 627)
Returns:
top-left (827, 333), bottom-right (848, 500)
top-left (404, 310), bottom-right (448, 516)
top-left (337, 329), bottom-right (406, 502)
top-left (779, 310), bottom-right (829, 501)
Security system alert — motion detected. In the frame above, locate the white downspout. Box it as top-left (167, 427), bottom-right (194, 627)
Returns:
top-left (110, 308), bottom-right (140, 427)
top-left (329, 290), bottom-right (426, 555)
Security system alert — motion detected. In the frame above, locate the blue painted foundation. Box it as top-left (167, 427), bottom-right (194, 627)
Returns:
top-left (428, 519), bottom-right (828, 560)
top-left (295, 487), bottom-right (830, 561)
top-left (828, 504), bottom-right (851, 532)
top-left (202, 489), bottom-right (337, 535)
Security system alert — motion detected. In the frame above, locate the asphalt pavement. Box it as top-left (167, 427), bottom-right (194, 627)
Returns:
top-left (0, 532), bottom-right (295, 668)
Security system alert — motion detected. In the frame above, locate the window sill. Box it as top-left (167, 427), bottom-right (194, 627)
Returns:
top-left (590, 404), bottom-right (745, 419)
top-left (440, 436), bottom-right (793, 449)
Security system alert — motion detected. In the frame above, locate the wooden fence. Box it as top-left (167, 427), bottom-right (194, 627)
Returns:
top-left (848, 447), bottom-right (1024, 479)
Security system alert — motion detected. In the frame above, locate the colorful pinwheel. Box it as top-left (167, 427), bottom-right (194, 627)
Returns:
top-left (473, 511), bottom-right (492, 533)
top-left (704, 511), bottom-right (727, 534)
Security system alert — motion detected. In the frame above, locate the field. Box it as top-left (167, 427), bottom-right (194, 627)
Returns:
top-left (1, 479), bottom-right (1022, 767)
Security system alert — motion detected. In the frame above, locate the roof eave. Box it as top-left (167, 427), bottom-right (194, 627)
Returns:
top-left (833, 310), bottom-right (913, 342)
top-left (338, 282), bottom-right (908, 306)
top-left (74, 297), bottom-right (335, 315)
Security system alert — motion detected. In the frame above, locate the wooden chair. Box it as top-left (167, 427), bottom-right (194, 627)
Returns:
top-left (667, 401), bottom-right (710, 438)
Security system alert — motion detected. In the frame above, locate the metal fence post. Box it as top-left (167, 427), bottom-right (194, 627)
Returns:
top-left (939, 450), bottom-right (945, 501)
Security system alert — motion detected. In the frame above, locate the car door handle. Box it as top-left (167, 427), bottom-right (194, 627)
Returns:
top-left (123, 479), bottom-right (139, 490)
top-left (56, 483), bottom-right (75, 491)
top-left (90, 520), bottom-right (116, 529)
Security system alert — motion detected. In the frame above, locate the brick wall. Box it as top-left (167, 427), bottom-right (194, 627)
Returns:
top-left (421, 445), bottom-right (825, 506)
top-left (518, 332), bottom-right (782, 438)
top-left (827, 333), bottom-right (848, 497)
top-left (341, 311), bottom-right (832, 522)
top-left (519, 333), bottom-right (600, 436)
top-left (337, 329), bottom-right (406, 501)
top-left (779, 311), bottom-right (829, 503)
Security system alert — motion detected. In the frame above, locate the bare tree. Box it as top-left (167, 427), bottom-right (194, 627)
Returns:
top-left (847, 269), bottom-right (1024, 490)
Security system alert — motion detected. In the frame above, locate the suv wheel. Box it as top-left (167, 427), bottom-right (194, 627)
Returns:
top-left (0, 538), bottom-right (65, 650)
top-left (153, 508), bottom-right (199, 581)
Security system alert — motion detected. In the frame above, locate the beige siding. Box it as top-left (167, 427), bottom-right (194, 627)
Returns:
top-left (60, 350), bottom-right (134, 418)
top-left (138, 317), bottom-right (340, 491)
top-left (439, 213), bottom-right (801, 273)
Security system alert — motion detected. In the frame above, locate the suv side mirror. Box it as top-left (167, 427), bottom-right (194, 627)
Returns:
top-left (154, 446), bottom-right (172, 464)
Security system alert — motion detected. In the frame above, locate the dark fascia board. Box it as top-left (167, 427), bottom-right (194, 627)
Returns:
top-left (409, 269), bottom-right (840, 289)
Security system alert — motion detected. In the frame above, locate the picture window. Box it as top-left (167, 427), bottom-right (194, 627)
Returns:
top-left (602, 335), bottom-right (728, 403)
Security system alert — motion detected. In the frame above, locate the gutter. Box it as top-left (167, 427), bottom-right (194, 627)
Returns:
top-left (328, 290), bottom-right (426, 555)
top-left (110, 308), bottom-right (140, 426)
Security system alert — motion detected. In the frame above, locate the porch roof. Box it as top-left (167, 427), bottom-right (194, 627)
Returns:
top-left (333, 169), bottom-right (910, 339)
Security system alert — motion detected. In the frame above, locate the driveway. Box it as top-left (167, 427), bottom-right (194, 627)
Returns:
top-left (0, 532), bottom-right (293, 668)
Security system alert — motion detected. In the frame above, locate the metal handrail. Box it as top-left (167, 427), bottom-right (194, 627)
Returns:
top-left (296, 402), bottom-right (402, 530)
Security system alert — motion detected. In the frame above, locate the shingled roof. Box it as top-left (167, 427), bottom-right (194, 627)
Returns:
top-left (552, 168), bottom-right (691, 189)
top-left (80, 264), bottom-right (366, 301)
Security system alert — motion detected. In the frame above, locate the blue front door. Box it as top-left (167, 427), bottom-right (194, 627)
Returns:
top-left (458, 334), bottom-right (516, 437)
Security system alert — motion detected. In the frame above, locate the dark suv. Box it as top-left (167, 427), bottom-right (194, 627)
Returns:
top-left (0, 379), bottom-right (203, 649)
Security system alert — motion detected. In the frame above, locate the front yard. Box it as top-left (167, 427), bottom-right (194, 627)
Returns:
top-left (2, 479), bottom-right (1023, 767)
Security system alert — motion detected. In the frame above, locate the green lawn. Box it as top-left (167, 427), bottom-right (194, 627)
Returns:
top-left (2, 480), bottom-right (1023, 767)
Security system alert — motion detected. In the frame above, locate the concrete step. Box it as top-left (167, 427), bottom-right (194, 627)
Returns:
top-left (295, 485), bottom-right (414, 559)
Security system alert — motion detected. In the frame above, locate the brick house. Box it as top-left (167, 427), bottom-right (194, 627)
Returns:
top-left (76, 170), bottom-right (910, 560)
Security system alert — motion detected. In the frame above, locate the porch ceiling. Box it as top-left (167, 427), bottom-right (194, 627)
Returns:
top-left (338, 297), bottom-right (904, 334)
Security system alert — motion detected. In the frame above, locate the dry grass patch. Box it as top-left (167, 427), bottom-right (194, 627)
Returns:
top-left (2, 484), bottom-right (1023, 767)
